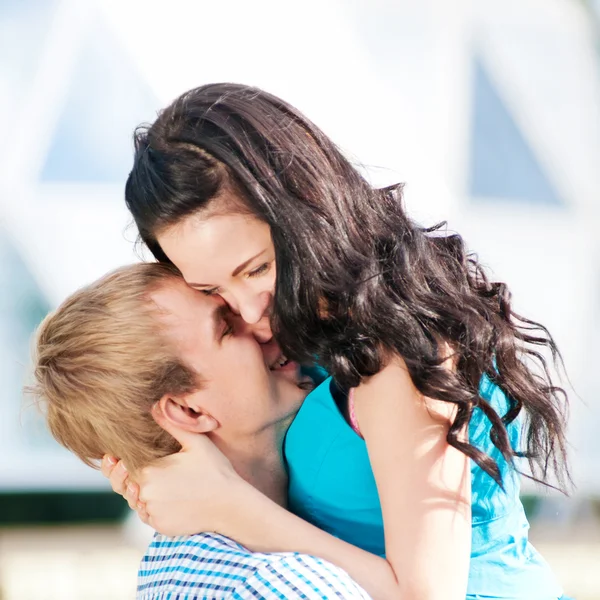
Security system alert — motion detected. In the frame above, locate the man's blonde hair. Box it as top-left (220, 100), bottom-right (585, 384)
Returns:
top-left (31, 263), bottom-right (198, 472)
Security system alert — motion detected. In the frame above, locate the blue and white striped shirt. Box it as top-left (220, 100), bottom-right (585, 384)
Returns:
top-left (137, 532), bottom-right (371, 599)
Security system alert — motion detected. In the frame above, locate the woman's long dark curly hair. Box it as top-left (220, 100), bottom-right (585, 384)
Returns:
top-left (125, 83), bottom-right (569, 489)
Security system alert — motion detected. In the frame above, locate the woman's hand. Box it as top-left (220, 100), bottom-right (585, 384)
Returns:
top-left (101, 455), bottom-right (149, 523)
top-left (101, 406), bottom-right (243, 535)
top-left (135, 405), bottom-right (244, 537)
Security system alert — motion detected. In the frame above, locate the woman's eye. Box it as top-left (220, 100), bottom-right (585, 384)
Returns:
top-left (248, 263), bottom-right (270, 278)
top-left (201, 288), bottom-right (220, 297)
top-left (222, 323), bottom-right (234, 338)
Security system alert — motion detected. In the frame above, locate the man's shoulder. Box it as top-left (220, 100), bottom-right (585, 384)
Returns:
top-left (137, 532), bottom-right (371, 599)
top-left (240, 550), bottom-right (371, 599)
top-left (137, 532), bottom-right (258, 599)
top-left (144, 531), bottom-right (246, 556)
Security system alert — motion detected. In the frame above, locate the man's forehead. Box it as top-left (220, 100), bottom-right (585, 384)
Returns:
top-left (150, 282), bottom-right (225, 337)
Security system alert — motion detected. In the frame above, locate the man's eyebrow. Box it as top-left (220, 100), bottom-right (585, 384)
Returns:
top-left (188, 250), bottom-right (268, 287)
top-left (212, 303), bottom-right (230, 342)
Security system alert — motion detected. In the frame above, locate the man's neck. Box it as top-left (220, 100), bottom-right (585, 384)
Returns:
top-left (209, 415), bottom-right (293, 508)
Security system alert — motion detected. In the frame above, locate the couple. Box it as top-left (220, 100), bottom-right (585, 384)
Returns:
top-left (33, 83), bottom-right (569, 599)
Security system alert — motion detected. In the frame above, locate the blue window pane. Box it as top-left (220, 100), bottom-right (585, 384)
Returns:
top-left (469, 56), bottom-right (564, 206)
top-left (41, 20), bottom-right (160, 183)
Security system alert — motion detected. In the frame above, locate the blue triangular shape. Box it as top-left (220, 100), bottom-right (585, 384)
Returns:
top-left (41, 19), bottom-right (160, 183)
top-left (469, 56), bottom-right (564, 206)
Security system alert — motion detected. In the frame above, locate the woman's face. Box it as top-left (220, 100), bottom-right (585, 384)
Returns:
top-left (157, 212), bottom-right (276, 326)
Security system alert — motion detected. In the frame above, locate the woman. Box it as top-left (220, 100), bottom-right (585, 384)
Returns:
top-left (105, 83), bottom-right (569, 599)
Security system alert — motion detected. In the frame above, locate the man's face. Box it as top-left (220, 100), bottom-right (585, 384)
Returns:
top-left (151, 278), bottom-right (308, 438)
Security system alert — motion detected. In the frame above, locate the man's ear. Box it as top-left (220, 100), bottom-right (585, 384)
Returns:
top-left (156, 393), bottom-right (218, 435)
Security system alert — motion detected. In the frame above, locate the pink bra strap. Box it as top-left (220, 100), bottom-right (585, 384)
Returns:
top-left (348, 388), bottom-right (363, 437)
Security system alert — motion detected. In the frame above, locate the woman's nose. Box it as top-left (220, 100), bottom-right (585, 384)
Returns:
top-left (231, 312), bottom-right (273, 343)
top-left (238, 291), bottom-right (272, 325)
top-left (248, 317), bottom-right (273, 344)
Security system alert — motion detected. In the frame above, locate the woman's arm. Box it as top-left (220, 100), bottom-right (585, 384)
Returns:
top-left (217, 477), bottom-right (400, 599)
top-left (217, 358), bottom-right (470, 600)
top-left (122, 418), bottom-right (400, 599)
top-left (353, 356), bottom-right (471, 599)
top-left (114, 359), bottom-right (470, 600)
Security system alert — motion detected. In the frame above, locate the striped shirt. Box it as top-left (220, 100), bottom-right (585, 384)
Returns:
top-left (137, 532), bottom-right (371, 599)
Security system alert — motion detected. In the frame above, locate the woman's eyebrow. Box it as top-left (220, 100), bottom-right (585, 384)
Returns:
top-left (188, 250), bottom-right (268, 287)
top-left (231, 249), bottom-right (267, 277)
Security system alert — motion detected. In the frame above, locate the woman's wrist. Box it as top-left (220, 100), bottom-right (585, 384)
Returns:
top-left (214, 475), bottom-right (264, 536)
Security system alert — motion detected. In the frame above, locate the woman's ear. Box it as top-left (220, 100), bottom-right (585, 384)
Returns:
top-left (156, 394), bottom-right (218, 435)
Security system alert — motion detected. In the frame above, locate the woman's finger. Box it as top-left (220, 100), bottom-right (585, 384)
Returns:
top-left (137, 502), bottom-right (150, 525)
top-left (108, 460), bottom-right (129, 496)
top-left (125, 482), bottom-right (140, 511)
top-left (100, 455), bottom-right (118, 478)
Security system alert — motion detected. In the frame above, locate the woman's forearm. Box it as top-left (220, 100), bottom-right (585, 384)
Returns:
top-left (220, 480), bottom-right (399, 600)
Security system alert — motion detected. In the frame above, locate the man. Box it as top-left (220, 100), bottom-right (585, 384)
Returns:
top-left (32, 262), bottom-right (369, 599)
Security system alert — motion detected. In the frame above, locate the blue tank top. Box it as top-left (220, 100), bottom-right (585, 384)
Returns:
top-left (285, 375), bottom-right (563, 599)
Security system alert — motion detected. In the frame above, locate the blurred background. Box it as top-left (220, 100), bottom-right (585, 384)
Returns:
top-left (1, 0), bottom-right (599, 598)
